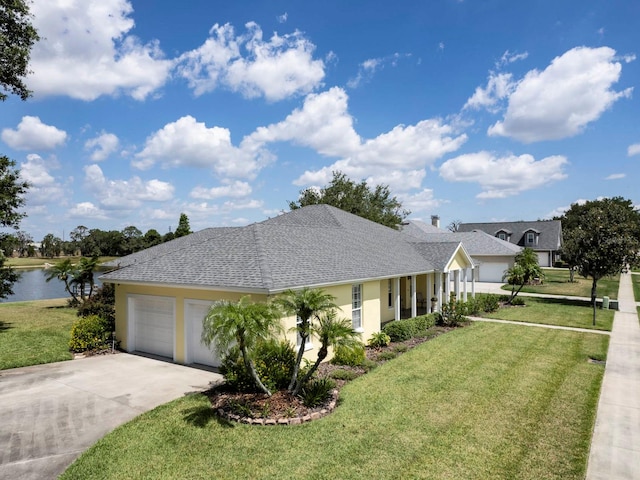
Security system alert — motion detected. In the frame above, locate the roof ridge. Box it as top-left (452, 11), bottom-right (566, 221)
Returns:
top-left (251, 224), bottom-right (273, 290)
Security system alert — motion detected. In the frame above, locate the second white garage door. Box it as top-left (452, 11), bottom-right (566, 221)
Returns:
top-left (129, 295), bottom-right (175, 359)
top-left (185, 300), bottom-right (220, 367)
top-left (478, 262), bottom-right (509, 283)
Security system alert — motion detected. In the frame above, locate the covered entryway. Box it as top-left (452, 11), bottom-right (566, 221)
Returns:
top-left (184, 300), bottom-right (220, 367)
top-left (127, 295), bottom-right (175, 359)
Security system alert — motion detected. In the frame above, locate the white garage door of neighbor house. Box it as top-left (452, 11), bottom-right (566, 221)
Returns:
top-left (185, 301), bottom-right (220, 367)
top-left (130, 295), bottom-right (175, 359)
top-left (479, 262), bottom-right (509, 283)
top-left (537, 251), bottom-right (550, 267)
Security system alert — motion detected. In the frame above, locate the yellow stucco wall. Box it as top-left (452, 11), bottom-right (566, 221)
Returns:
top-left (114, 283), bottom-right (267, 363)
top-left (447, 248), bottom-right (473, 271)
top-left (114, 280), bottom-right (386, 365)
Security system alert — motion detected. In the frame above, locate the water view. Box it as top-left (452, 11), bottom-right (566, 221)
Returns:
top-left (0, 268), bottom-right (102, 303)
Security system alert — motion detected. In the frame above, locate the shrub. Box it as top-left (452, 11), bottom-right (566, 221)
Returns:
top-left (510, 297), bottom-right (526, 306)
top-left (392, 344), bottom-right (408, 353)
top-left (330, 343), bottom-right (366, 366)
top-left (77, 284), bottom-right (115, 331)
top-left (361, 358), bottom-right (378, 372)
top-left (69, 314), bottom-right (111, 352)
top-left (412, 314), bottom-right (437, 336)
top-left (439, 299), bottom-right (466, 327)
top-left (382, 320), bottom-right (415, 342)
top-left (330, 369), bottom-right (358, 381)
top-left (480, 294), bottom-right (500, 313)
top-left (301, 377), bottom-right (336, 407)
top-left (221, 339), bottom-right (296, 393)
top-left (376, 351), bottom-right (397, 361)
top-left (464, 297), bottom-right (482, 316)
top-left (367, 331), bottom-right (391, 349)
top-left (253, 339), bottom-right (296, 392)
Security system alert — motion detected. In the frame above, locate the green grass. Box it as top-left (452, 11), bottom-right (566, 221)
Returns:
top-left (62, 323), bottom-right (608, 480)
top-left (0, 298), bottom-right (76, 369)
top-left (6, 256), bottom-right (118, 268)
top-left (479, 296), bottom-right (614, 331)
top-left (631, 273), bottom-right (640, 303)
top-left (502, 268), bottom-right (619, 300)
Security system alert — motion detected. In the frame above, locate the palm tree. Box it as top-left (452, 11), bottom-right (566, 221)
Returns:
top-left (503, 247), bottom-right (544, 304)
top-left (45, 258), bottom-right (80, 303)
top-left (201, 296), bottom-right (282, 396)
top-left (73, 256), bottom-right (99, 302)
top-left (274, 287), bottom-right (338, 393)
top-left (294, 311), bottom-right (362, 395)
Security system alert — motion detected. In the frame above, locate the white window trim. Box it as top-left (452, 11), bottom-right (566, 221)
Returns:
top-left (296, 316), bottom-right (314, 351)
top-left (352, 284), bottom-right (364, 333)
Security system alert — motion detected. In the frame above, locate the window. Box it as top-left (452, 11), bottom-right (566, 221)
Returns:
top-left (498, 232), bottom-right (506, 241)
top-left (296, 316), bottom-right (313, 351)
top-left (526, 232), bottom-right (535, 244)
top-left (387, 279), bottom-right (393, 309)
top-left (352, 284), bottom-right (363, 331)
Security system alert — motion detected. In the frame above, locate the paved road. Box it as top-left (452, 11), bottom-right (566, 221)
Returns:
top-left (0, 354), bottom-right (222, 480)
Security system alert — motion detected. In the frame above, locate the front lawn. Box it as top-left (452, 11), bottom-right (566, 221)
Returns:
top-left (478, 296), bottom-right (614, 331)
top-left (632, 273), bottom-right (640, 302)
top-left (0, 299), bottom-right (76, 370)
top-left (62, 323), bottom-right (608, 480)
top-left (502, 268), bottom-right (619, 299)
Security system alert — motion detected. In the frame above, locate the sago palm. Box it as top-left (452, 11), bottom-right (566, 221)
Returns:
top-left (201, 296), bottom-right (282, 396)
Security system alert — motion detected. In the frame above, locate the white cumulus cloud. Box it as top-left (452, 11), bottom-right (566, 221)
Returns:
top-left (134, 115), bottom-right (272, 178)
top-left (19, 154), bottom-right (66, 206)
top-left (84, 164), bottom-right (174, 209)
top-left (628, 144), bottom-right (640, 156)
top-left (439, 151), bottom-right (568, 198)
top-left (247, 87), bottom-right (466, 192)
top-left (85, 132), bottom-right (120, 162)
top-left (2, 116), bottom-right (67, 150)
top-left (177, 22), bottom-right (325, 101)
top-left (68, 202), bottom-right (109, 220)
top-left (190, 181), bottom-right (253, 199)
top-left (605, 173), bottom-right (625, 180)
top-left (487, 46), bottom-right (633, 142)
top-left (28, 0), bottom-right (173, 100)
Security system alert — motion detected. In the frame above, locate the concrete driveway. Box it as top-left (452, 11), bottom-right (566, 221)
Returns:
top-left (0, 354), bottom-right (223, 480)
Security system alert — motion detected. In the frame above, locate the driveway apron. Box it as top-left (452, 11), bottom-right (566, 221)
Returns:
top-left (586, 271), bottom-right (640, 479)
top-left (0, 353), bottom-right (222, 480)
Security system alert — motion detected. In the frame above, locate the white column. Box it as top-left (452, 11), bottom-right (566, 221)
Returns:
top-left (471, 267), bottom-right (476, 298)
top-left (427, 273), bottom-right (433, 313)
top-left (394, 277), bottom-right (401, 321)
top-left (411, 275), bottom-right (417, 318)
top-left (436, 272), bottom-right (443, 311)
top-left (463, 268), bottom-right (468, 302)
top-left (444, 272), bottom-right (451, 303)
top-left (454, 270), bottom-right (460, 298)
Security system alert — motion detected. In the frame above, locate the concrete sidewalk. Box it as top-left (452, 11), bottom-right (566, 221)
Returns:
top-left (586, 271), bottom-right (640, 479)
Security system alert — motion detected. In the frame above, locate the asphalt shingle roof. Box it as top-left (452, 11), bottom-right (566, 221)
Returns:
top-left (400, 221), bottom-right (521, 257)
top-left (458, 220), bottom-right (562, 251)
top-left (100, 205), bottom-right (468, 293)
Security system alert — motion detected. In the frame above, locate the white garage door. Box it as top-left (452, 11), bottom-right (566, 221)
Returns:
top-left (478, 262), bottom-right (509, 282)
top-left (537, 251), bottom-right (550, 267)
top-left (129, 295), bottom-right (175, 359)
top-left (185, 300), bottom-right (220, 367)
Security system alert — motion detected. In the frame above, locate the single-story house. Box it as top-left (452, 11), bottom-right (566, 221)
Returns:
top-left (458, 220), bottom-right (563, 267)
top-left (100, 205), bottom-right (475, 368)
top-left (400, 219), bottom-right (522, 282)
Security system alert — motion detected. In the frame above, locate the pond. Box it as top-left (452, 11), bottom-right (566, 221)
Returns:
top-left (0, 268), bottom-right (102, 303)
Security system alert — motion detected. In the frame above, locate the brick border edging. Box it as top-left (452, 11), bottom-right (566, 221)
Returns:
top-left (215, 389), bottom-right (339, 426)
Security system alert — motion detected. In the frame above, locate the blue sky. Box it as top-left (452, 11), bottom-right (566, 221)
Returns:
top-left (2, 0), bottom-right (639, 240)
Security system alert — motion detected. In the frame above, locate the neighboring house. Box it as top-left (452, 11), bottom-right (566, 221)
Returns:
top-left (401, 219), bottom-right (521, 282)
top-left (100, 205), bottom-right (475, 368)
top-left (458, 220), bottom-right (563, 267)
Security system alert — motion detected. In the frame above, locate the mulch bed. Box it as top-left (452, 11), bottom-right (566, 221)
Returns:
top-left (205, 325), bottom-right (461, 423)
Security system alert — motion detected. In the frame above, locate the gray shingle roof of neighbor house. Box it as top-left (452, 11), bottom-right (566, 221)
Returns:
top-left (100, 205), bottom-right (467, 293)
top-left (457, 220), bottom-right (563, 251)
top-left (400, 221), bottom-right (522, 257)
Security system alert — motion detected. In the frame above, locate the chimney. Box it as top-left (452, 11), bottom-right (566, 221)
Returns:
top-left (431, 215), bottom-right (440, 229)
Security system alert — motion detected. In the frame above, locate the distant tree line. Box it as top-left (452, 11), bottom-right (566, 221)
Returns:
top-left (0, 213), bottom-right (192, 259)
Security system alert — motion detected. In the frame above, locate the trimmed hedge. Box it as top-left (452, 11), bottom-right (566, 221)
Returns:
top-left (382, 313), bottom-right (438, 342)
top-left (69, 314), bottom-right (111, 352)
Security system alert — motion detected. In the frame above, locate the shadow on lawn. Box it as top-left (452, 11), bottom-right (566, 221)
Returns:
top-left (530, 297), bottom-right (593, 308)
top-left (183, 403), bottom-right (235, 429)
top-left (0, 320), bottom-right (12, 332)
